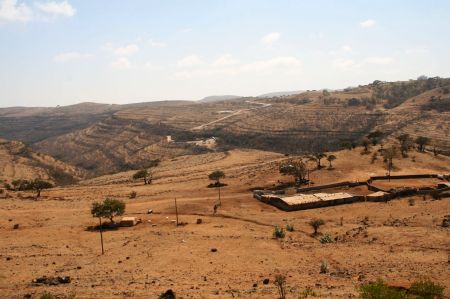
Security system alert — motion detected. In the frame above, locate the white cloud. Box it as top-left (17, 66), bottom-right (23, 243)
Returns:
top-left (333, 56), bottom-right (393, 71)
top-left (364, 56), bottom-right (393, 65)
top-left (148, 39), bottom-right (166, 48)
top-left (405, 46), bottom-right (429, 55)
top-left (0, 0), bottom-right (33, 23)
top-left (212, 54), bottom-right (239, 67)
top-left (360, 19), bottom-right (376, 28)
top-left (177, 55), bottom-right (202, 67)
top-left (341, 45), bottom-right (352, 53)
top-left (329, 45), bottom-right (353, 55)
top-left (35, 1), bottom-right (75, 17)
top-left (114, 44), bottom-right (139, 56)
top-left (143, 62), bottom-right (162, 70)
top-left (110, 57), bottom-right (131, 70)
top-left (174, 56), bottom-right (302, 79)
top-left (53, 51), bottom-right (91, 63)
top-left (240, 56), bottom-right (301, 73)
top-left (181, 27), bottom-right (192, 33)
top-left (333, 58), bottom-right (357, 70)
top-left (0, 0), bottom-right (75, 23)
top-left (261, 32), bottom-right (280, 45)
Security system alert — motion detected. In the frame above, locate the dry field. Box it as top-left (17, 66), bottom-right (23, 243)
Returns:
top-left (1, 148), bottom-right (449, 298)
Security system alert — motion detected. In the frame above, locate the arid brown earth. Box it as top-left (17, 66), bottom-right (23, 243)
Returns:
top-left (1, 148), bottom-right (449, 298)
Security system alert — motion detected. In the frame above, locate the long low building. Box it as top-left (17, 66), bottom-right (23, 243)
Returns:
top-left (258, 192), bottom-right (363, 211)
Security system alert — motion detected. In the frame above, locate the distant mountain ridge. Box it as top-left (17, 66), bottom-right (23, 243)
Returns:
top-left (257, 90), bottom-right (304, 98)
top-left (199, 95), bottom-right (242, 103)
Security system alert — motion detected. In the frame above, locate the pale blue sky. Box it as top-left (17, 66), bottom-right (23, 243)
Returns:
top-left (1, 0), bottom-right (450, 107)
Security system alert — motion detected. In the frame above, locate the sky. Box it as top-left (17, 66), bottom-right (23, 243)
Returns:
top-left (1, 0), bottom-right (450, 107)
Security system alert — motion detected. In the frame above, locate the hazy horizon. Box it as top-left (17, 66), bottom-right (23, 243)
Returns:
top-left (1, 0), bottom-right (450, 108)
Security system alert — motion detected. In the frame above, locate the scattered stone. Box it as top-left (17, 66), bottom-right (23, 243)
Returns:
top-left (147, 209), bottom-right (153, 214)
top-left (6, 257), bottom-right (11, 261)
top-left (263, 278), bottom-right (270, 285)
top-left (196, 218), bottom-right (202, 224)
top-left (13, 224), bottom-right (19, 229)
top-left (211, 248), bottom-right (217, 252)
top-left (76, 266), bottom-right (82, 269)
top-left (253, 283), bottom-right (258, 288)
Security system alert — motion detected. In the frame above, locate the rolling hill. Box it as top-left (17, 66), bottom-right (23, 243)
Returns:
top-left (0, 77), bottom-right (449, 177)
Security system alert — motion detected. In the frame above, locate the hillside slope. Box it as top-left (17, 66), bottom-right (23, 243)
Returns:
top-left (0, 138), bottom-right (85, 184)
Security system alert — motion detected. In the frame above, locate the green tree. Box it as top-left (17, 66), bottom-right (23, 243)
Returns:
top-left (208, 170), bottom-right (225, 185)
top-left (310, 153), bottom-right (327, 169)
top-left (361, 137), bottom-right (371, 152)
top-left (32, 179), bottom-right (53, 198)
top-left (133, 169), bottom-right (151, 184)
top-left (309, 219), bottom-right (325, 235)
top-left (382, 146), bottom-right (398, 177)
top-left (91, 198), bottom-right (125, 224)
top-left (397, 134), bottom-right (413, 156)
top-left (415, 136), bottom-right (430, 152)
top-left (208, 170), bottom-right (225, 205)
top-left (326, 155), bottom-right (336, 168)
top-left (279, 159), bottom-right (307, 185)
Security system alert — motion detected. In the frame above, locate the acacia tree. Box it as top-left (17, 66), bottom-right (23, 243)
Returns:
top-left (32, 179), bottom-right (53, 198)
top-left (133, 169), bottom-right (151, 185)
top-left (326, 155), bottom-right (336, 168)
top-left (382, 146), bottom-right (398, 179)
top-left (279, 159), bottom-right (307, 185)
top-left (91, 198), bottom-right (126, 224)
top-left (208, 170), bottom-right (225, 205)
top-left (397, 134), bottom-right (413, 156)
top-left (415, 136), bottom-right (430, 152)
top-left (361, 137), bottom-right (371, 152)
top-left (9, 179), bottom-right (52, 198)
top-left (310, 153), bottom-right (327, 169)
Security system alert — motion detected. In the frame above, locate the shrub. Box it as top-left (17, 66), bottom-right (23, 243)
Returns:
top-left (274, 274), bottom-right (287, 299)
top-left (129, 191), bottom-right (137, 199)
top-left (320, 261), bottom-right (328, 274)
top-left (299, 286), bottom-right (317, 298)
top-left (359, 279), bottom-right (408, 299)
top-left (286, 224), bottom-right (294, 232)
top-left (409, 278), bottom-right (444, 298)
top-left (273, 226), bottom-right (285, 239)
top-left (408, 198), bottom-right (415, 206)
top-left (320, 234), bottom-right (334, 244)
top-left (309, 219), bottom-right (325, 235)
top-left (40, 293), bottom-right (54, 299)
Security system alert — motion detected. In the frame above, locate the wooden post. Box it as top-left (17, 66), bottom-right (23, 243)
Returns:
top-left (174, 197), bottom-right (179, 226)
top-left (388, 158), bottom-right (392, 181)
top-left (99, 217), bottom-right (104, 255)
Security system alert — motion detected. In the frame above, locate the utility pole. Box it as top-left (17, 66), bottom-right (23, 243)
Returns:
top-left (98, 217), bottom-right (104, 255)
top-left (174, 197), bottom-right (179, 226)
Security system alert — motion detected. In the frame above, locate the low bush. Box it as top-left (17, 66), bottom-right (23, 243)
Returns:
top-left (359, 279), bottom-right (408, 299)
top-left (320, 234), bottom-right (334, 244)
top-left (320, 261), bottom-right (328, 274)
top-left (286, 224), bottom-right (294, 232)
top-left (273, 226), bottom-right (285, 239)
top-left (129, 191), bottom-right (137, 199)
top-left (409, 278), bottom-right (444, 298)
